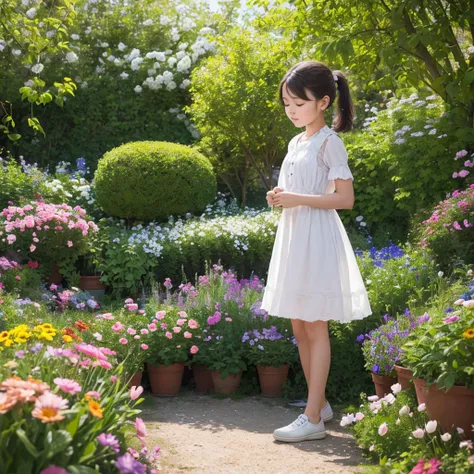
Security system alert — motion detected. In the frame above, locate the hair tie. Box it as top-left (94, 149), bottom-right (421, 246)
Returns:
top-left (333, 73), bottom-right (338, 82)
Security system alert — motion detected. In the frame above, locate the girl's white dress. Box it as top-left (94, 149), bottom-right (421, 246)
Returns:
top-left (261, 125), bottom-right (372, 323)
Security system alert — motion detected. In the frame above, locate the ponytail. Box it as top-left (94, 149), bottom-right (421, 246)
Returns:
top-left (332, 70), bottom-right (354, 133)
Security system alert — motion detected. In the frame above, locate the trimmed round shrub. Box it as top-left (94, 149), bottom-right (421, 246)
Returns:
top-left (94, 141), bottom-right (217, 220)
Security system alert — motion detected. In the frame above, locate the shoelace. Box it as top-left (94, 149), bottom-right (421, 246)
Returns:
top-left (289, 415), bottom-right (307, 429)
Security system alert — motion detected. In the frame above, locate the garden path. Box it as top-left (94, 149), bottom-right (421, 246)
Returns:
top-left (142, 392), bottom-right (366, 473)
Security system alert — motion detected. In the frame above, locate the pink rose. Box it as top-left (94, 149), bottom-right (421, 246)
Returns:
top-left (190, 345), bottom-right (199, 354)
top-left (141, 344), bottom-right (148, 350)
top-left (67, 241), bottom-right (73, 247)
top-left (183, 331), bottom-right (192, 339)
top-left (165, 331), bottom-right (173, 339)
top-left (176, 319), bottom-right (186, 326)
top-left (119, 338), bottom-right (128, 345)
top-left (112, 322), bottom-right (124, 332)
top-left (155, 311), bottom-right (166, 320)
top-left (173, 327), bottom-right (182, 334)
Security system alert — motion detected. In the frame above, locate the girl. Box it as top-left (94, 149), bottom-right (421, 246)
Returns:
top-left (261, 60), bottom-right (372, 442)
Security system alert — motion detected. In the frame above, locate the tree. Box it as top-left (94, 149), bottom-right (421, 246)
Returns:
top-left (251, 0), bottom-right (474, 144)
top-left (186, 28), bottom-right (296, 206)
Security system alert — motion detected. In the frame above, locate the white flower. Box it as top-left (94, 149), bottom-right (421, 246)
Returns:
top-left (31, 63), bottom-right (44, 74)
top-left (360, 222), bottom-right (366, 227)
top-left (12, 49), bottom-right (22, 56)
top-left (412, 428), bottom-right (425, 439)
top-left (177, 55), bottom-right (191, 72)
top-left (25, 7), bottom-right (37, 19)
top-left (441, 433), bottom-right (452, 442)
top-left (160, 15), bottom-right (171, 25)
top-left (168, 57), bottom-right (177, 67)
top-left (355, 412), bottom-right (364, 421)
top-left (166, 81), bottom-right (177, 90)
top-left (134, 85), bottom-right (142, 94)
top-left (425, 420), bottom-right (437, 434)
top-left (399, 405), bottom-right (410, 416)
top-left (126, 48), bottom-right (141, 62)
top-left (199, 27), bottom-right (214, 35)
top-left (118, 42), bottom-right (127, 51)
top-left (24, 79), bottom-right (34, 87)
top-left (356, 215), bottom-right (364, 222)
top-left (120, 72), bottom-right (129, 79)
top-left (66, 52), bottom-right (78, 63)
top-left (428, 128), bottom-right (437, 135)
top-left (417, 403), bottom-right (426, 412)
top-left (391, 383), bottom-right (402, 394)
top-left (131, 57), bottom-right (144, 71)
top-left (468, 46), bottom-right (474, 54)
top-left (394, 138), bottom-right (406, 145)
top-left (143, 19), bottom-right (153, 26)
top-left (378, 422), bottom-right (388, 436)
top-left (180, 79), bottom-right (191, 89)
top-left (411, 131), bottom-right (424, 137)
top-left (457, 427), bottom-right (464, 434)
top-left (71, 34), bottom-right (80, 41)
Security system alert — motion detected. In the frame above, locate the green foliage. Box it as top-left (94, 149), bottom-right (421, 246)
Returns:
top-left (0, 158), bottom-right (39, 210)
top-left (94, 141), bottom-right (216, 220)
top-left (187, 28), bottom-right (297, 204)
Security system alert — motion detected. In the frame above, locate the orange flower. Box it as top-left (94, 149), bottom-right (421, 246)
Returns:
top-left (463, 328), bottom-right (474, 339)
top-left (88, 400), bottom-right (103, 418)
top-left (32, 392), bottom-right (68, 423)
top-left (75, 320), bottom-right (89, 332)
top-left (1, 376), bottom-right (49, 394)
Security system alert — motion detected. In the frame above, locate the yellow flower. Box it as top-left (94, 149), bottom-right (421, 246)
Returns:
top-left (4, 340), bottom-right (14, 347)
top-left (0, 331), bottom-right (9, 343)
top-left (38, 331), bottom-right (55, 341)
top-left (463, 328), bottom-right (474, 339)
top-left (63, 335), bottom-right (73, 343)
top-left (88, 400), bottom-right (103, 418)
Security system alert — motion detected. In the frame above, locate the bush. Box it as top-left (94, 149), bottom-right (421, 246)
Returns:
top-left (94, 141), bottom-right (217, 220)
top-left (414, 184), bottom-right (474, 271)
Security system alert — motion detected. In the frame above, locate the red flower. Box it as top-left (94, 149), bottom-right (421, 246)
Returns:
top-left (27, 261), bottom-right (39, 269)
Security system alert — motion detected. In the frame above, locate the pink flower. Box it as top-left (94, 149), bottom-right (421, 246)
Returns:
top-left (67, 241), bottom-right (73, 247)
top-left (130, 386), bottom-right (144, 401)
top-left (141, 344), bottom-right (148, 350)
top-left (140, 329), bottom-right (149, 335)
top-left (124, 298), bottom-right (134, 304)
top-left (135, 417), bottom-right (147, 442)
top-left (173, 327), bottom-right (182, 334)
top-left (444, 315), bottom-right (460, 323)
top-left (6, 234), bottom-right (16, 244)
top-left (165, 331), bottom-right (173, 339)
top-left (355, 412), bottom-right (365, 421)
top-left (409, 458), bottom-right (442, 474)
top-left (138, 310), bottom-right (145, 315)
top-left (30, 244), bottom-right (36, 252)
top-left (148, 323), bottom-right (157, 332)
top-left (127, 303), bottom-right (138, 311)
top-left (412, 428), bottom-right (425, 439)
top-left (127, 328), bottom-right (137, 335)
top-left (187, 319), bottom-right (198, 329)
top-left (15, 275), bottom-right (21, 281)
top-left (177, 311), bottom-right (188, 318)
top-left (119, 338), bottom-right (128, 345)
top-left (183, 331), bottom-right (192, 339)
top-left (225, 317), bottom-right (232, 322)
top-left (54, 378), bottom-right (82, 395)
top-left (40, 466), bottom-right (71, 474)
top-left (74, 343), bottom-right (107, 361)
top-left (112, 322), bottom-right (124, 332)
top-left (454, 299), bottom-right (465, 305)
top-left (110, 376), bottom-right (117, 383)
top-left (163, 278), bottom-right (172, 289)
top-left (378, 422), bottom-right (388, 436)
top-left (133, 335), bottom-right (140, 340)
top-left (93, 332), bottom-right (103, 341)
top-left (463, 299), bottom-right (474, 308)
top-left (85, 391), bottom-right (101, 400)
top-left (190, 345), bottom-right (199, 354)
top-left (176, 319), bottom-right (186, 326)
top-left (453, 172), bottom-right (459, 178)
top-left (155, 311), bottom-right (166, 320)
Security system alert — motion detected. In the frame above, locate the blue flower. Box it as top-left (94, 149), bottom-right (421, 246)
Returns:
top-left (356, 334), bottom-right (365, 343)
top-left (372, 364), bottom-right (380, 373)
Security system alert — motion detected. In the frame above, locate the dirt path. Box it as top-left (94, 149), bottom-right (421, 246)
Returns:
top-left (142, 392), bottom-right (366, 473)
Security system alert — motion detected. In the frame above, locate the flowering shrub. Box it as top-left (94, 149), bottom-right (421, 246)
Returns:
top-left (341, 384), bottom-right (474, 472)
top-left (416, 184), bottom-right (474, 270)
top-left (242, 326), bottom-right (298, 367)
top-left (41, 283), bottom-right (100, 313)
top-left (0, 201), bottom-right (99, 280)
top-left (145, 307), bottom-right (200, 367)
top-left (401, 298), bottom-right (474, 389)
top-left (360, 310), bottom-right (431, 376)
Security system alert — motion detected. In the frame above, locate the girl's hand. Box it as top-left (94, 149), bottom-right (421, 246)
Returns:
top-left (266, 190), bottom-right (276, 206)
top-left (273, 186), bottom-right (284, 194)
top-left (273, 191), bottom-right (301, 209)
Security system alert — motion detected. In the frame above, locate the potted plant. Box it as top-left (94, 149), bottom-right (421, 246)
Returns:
top-left (146, 307), bottom-right (200, 396)
top-left (192, 310), bottom-right (247, 395)
top-left (402, 298), bottom-right (474, 434)
top-left (0, 200), bottom-right (99, 285)
top-left (242, 326), bottom-right (298, 397)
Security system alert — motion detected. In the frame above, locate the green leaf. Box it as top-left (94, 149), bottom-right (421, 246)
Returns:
top-left (16, 428), bottom-right (40, 458)
top-left (45, 429), bottom-right (72, 458)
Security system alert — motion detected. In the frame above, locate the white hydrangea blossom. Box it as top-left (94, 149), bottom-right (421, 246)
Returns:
top-left (126, 48), bottom-right (140, 62)
top-left (31, 63), bottom-right (44, 74)
top-left (71, 34), bottom-right (80, 41)
top-left (143, 19), bottom-right (153, 26)
top-left (160, 15), bottom-right (171, 26)
top-left (134, 85), bottom-right (142, 93)
top-left (177, 55), bottom-right (191, 72)
top-left (26, 7), bottom-right (37, 19)
top-left (168, 57), bottom-right (177, 67)
top-left (66, 52), bottom-right (79, 63)
top-left (120, 72), bottom-right (129, 79)
top-left (131, 57), bottom-right (144, 71)
top-left (118, 42), bottom-right (127, 51)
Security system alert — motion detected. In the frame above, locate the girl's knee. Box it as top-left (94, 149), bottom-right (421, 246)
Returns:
top-left (291, 320), bottom-right (307, 343)
top-left (304, 321), bottom-right (329, 342)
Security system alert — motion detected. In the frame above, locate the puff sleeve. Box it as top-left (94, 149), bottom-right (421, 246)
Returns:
top-left (322, 134), bottom-right (354, 182)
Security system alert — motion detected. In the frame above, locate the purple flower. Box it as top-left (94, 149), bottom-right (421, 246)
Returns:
top-left (97, 433), bottom-right (120, 453)
top-left (356, 334), bottom-right (365, 343)
top-left (40, 467), bottom-right (70, 474)
top-left (115, 453), bottom-right (146, 474)
top-left (372, 364), bottom-right (380, 373)
top-left (443, 315), bottom-right (460, 324)
top-left (15, 350), bottom-right (25, 359)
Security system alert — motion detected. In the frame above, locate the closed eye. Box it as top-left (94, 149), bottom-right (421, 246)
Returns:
top-left (283, 103), bottom-right (304, 107)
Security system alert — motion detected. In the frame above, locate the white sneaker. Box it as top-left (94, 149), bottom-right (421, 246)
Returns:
top-left (273, 414), bottom-right (326, 442)
top-left (321, 401), bottom-right (333, 423)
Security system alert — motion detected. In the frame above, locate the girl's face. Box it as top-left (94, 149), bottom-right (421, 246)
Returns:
top-left (281, 83), bottom-right (329, 128)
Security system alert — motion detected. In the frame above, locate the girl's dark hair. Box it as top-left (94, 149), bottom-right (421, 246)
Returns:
top-left (278, 60), bottom-right (354, 133)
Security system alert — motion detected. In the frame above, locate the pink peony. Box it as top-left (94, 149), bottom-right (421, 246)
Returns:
top-left (165, 331), bottom-right (173, 339)
top-left (183, 331), bottom-right (192, 339)
top-left (141, 344), bottom-right (148, 350)
top-left (176, 319), bottom-right (186, 326)
top-left (173, 327), bottom-right (182, 333)
top-left (127, 328), bottom-right (137, 335)
top-left (190, 345), bottom-right (199, 354)
top-left (187, 319), bottom-right (198, 329)
top-left (177, 311), bottom-right (188, 318)
top-left (148, 323), bottom-right (157, 332)
top-left (155, 311), bottom-right (166, 320)
top-left (119, 338), bottom-right (128, 345)
top-left (67, 241), bottom-right (73, 247)
top-left (124, 298), bottom-right (134, 304)
top-left (127, 303), bottom-right (138, 311)
top-left (112, 322), bottom-right (124, 332)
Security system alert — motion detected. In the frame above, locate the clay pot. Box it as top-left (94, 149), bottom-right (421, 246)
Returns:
top-left (193, 364), bottom-right (214, 393)
top-left (210, 370), bottom-right (242, 395)
top-left (128, 371), bottom-right (143, 389)
top-left (79, 275), bottom-right (106, 291)
top-left (257, 364), bottom-right (289, 397)
top-left (147, 363), bottom-right (184, 396)
top-left (413, 378), bottom-right (427, 405)
top-left (371, 372), bottom-right (397, 398)
top-left (394, 365), bottom-right (414, 391)
top-left (423, 382), bottom-right (474, 434)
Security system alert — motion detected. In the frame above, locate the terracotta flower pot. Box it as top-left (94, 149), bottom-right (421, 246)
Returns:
top-left (147, 363), bottom-right (184, 396)
top-left (394, 365), bottom-right (414, 391)
top-left (128, 371), bottom-right (143, 389)
top-left (371, 372), bottom-right (397, 398)
top-left (193, 364), bottom-right (214, 393)
top-left (424, 382), bottom-right (474, 434)
top-left (413, 378), bottom-right (427, 405)
top-left (210, 370), bottom-right (242, 395)
top-left (79, 275), bottom-right (106, 291)
top-left (257, 364), bottom-right (289, 397)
